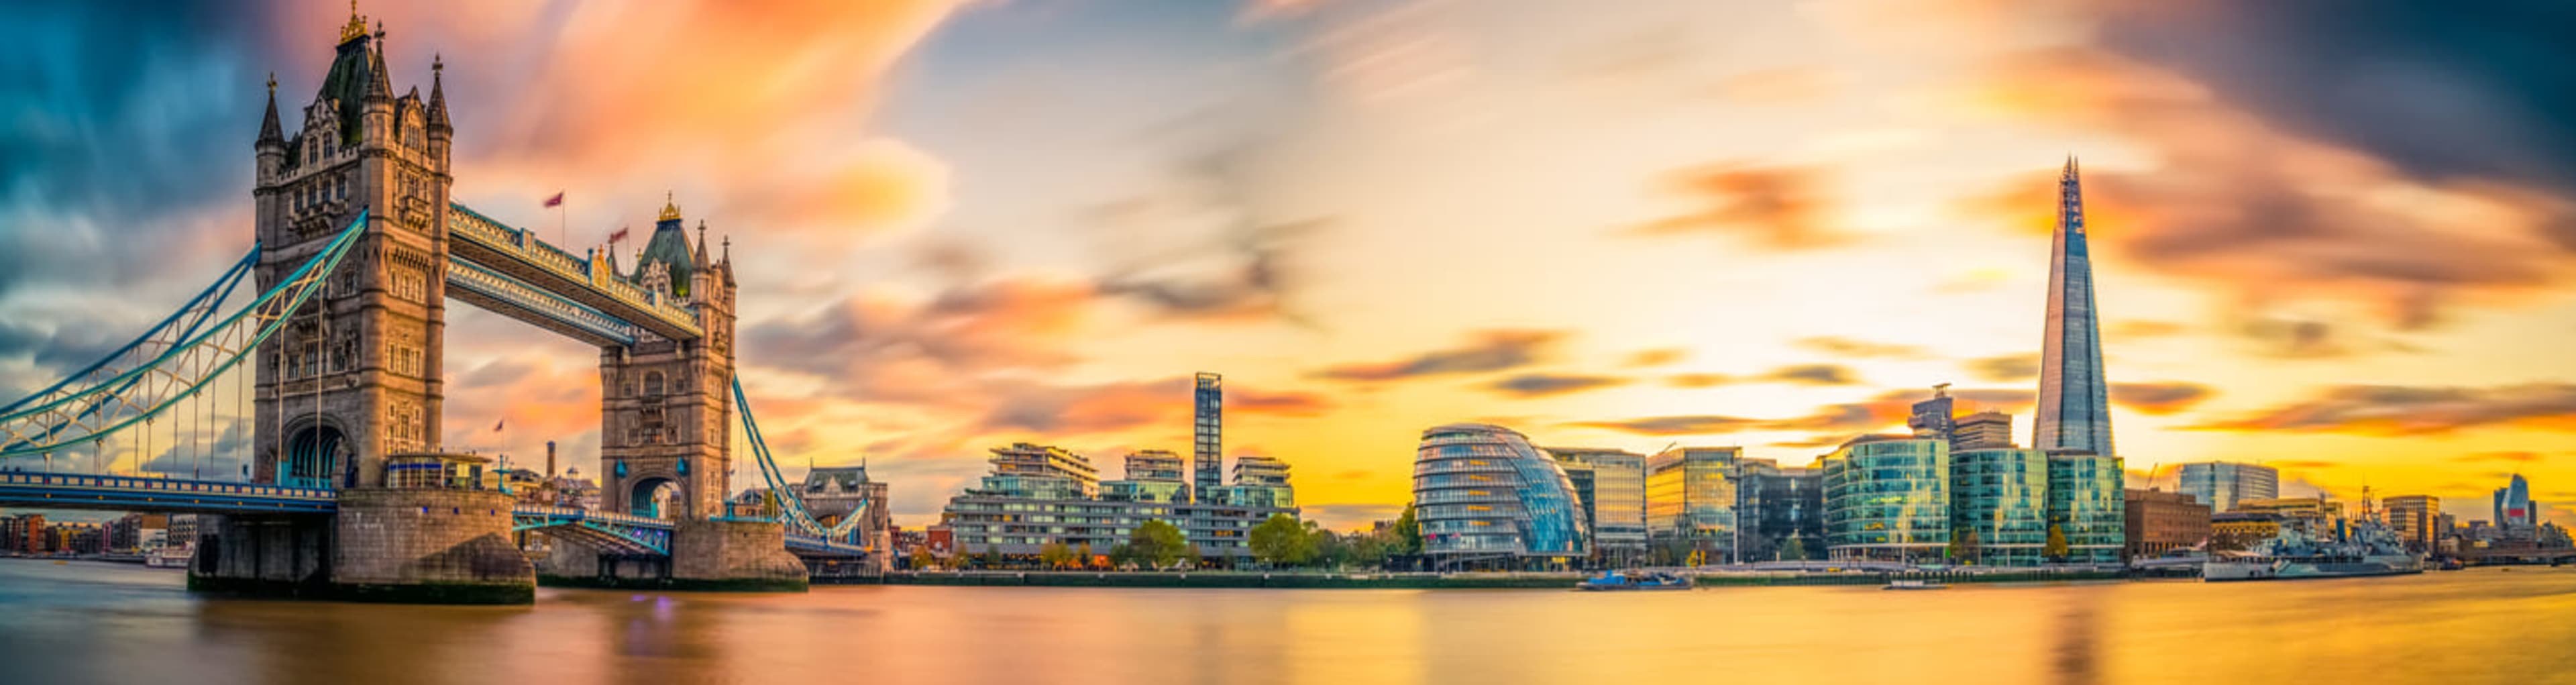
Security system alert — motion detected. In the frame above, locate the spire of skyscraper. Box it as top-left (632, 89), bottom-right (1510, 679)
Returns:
top-left (2034, 156), bottom-right (2114, 456)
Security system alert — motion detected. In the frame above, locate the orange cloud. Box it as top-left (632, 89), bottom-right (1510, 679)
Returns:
top-left (2190, 383), bottom-right (2576, 436)
top-left (1631, 163), bottom-right (1846, 251)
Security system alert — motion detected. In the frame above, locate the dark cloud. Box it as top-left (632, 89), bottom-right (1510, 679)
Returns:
top-left (1965, 352), bottom-right (2039, 382)
top-left (1765, 363), bottom-right (1859, 386)
top-left (1567, 415), bottom-right (1756, 436)
top-left (1623, 347), bottom-right (1689, 368)
top-left (2190, 383), bottom-right (2576, 435)
top-left (1485, 373), bottom-right (1629, 398)
top-left (1794, 336), bottom-right (1927, 360)
top-left (1088, 130), bottom-right (1323, 325)
top-left (1309, 329), bottom-right (1566, 382)
top-left (1628, 163), bottom-right (1844, 251)
top-left (2109, 382), bottom-right (2216, 415)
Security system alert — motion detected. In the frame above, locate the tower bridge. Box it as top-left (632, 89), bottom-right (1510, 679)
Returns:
top-left (0, 9), bottom-right (877, 602)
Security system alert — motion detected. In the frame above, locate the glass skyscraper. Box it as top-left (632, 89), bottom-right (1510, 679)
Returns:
top-left (1547, 447), bottom-right (1647, 563)
top-left (1412, 423), bottom-right (1588, 568)
top-left (1822, 437), bottom-right (1950, 564)
top-left (1193, 372), bottom-right (1222, 502)
top-left (1646, 447), bottom-right (1741, 562)
top-left (2046, 450), bottom-right (2126, 564)
top-left (1951, 447), bottom-right (2050, 566)
top-left (2035, 158), bottom-right (2114, 458)
top-left (2176, 462), bottom-right (2279, 513)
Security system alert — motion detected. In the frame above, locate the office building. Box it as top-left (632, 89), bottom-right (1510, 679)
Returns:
top-left (2045, 450), bottom-right (2125, 564)
top-left (1908, 385), bottom-right (1955, 441)
top-left (1647, 446), bottom-right (1741, 562)
top-left (1951, 447), bottom-right (2050, 566)
top-left (1212, 454), bottom-right (1295, 509)
top-left (2124, 488), bottom-right (2210, 560)
top-left (1101, 450), bottom-right (1189, 504)
top-left (2176, 462), bottom-right (2279, 513)
top-left (1547, 447), bottom-right (1648, 562)
top-left (1951, 411), bottom-right (2015, 450)
top-left (2382, 494), bottom-right (2441, 554)
top-left (2035, 158), bottom-right (2115, 458)
top-left (1193, 372), bottom-right (1223, 502)
top-left (1737, 459), bottom-right (1826, 562)
top-left (1822, 436), bottom-right (1950, 564)
top-left (1413, 423), bottom-right (1588, 568)
top-left (943, 443), bottom-right (1296, 561)
top-left (2495, 474), bottom-right (2537, 529)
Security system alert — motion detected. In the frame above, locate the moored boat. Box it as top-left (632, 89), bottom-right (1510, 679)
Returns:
top-left (2204, 519), bottom-right (2422, 582)
top-left (1882, 579), bottom-right (1947, 590)
top-left (1578, 570), bottom-right (1692, 591)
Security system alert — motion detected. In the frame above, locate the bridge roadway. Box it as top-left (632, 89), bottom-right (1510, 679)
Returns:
top-left (0, 472), bottom-right (868, 558)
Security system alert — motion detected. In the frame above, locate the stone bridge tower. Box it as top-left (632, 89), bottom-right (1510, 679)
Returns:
top-left (598, 202), bottom-right (739, 520)
top-left (251, 13), bottom-right (451, 490)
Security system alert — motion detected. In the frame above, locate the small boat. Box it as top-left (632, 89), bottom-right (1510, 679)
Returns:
top-left (1578, 571), bottom-right (1692, 591)
top-left (1883, 579), bottom-right (1947, 590)
top-left (2437, 559), bottom-right (2464, 572)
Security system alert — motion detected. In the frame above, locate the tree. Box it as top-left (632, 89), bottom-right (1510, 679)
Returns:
top-left (1076, 543), bottom-right (1094, 569)
top-left (1391, 503), bottom-right (1422, 556)
top-left (1183, 543), bottom-right (1205, 569)
top-left (1779, 536), bottom-right (1808, 562)
top-left (983, 544), bottom-right (1005, 570)
top-left (2044, 524), bottom-right (2070, 562)
top-left (1128, 519), bottom-right (1189, 568)
top-left (908, 547), bottom-right (934, 570)
top-left (1250, 514), bottom-right (1320, 566)
top-left (1948, 528), bottom-right (1982, 564)
top-left (1038, 542), bottom-right (1074, 570)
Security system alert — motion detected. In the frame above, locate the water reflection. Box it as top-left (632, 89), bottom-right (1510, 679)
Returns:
top-left (2, 561), bottom-right (2574, 684)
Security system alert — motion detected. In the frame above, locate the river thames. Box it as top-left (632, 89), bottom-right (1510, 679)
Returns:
top-left (1, 560), bottom-right (2570, 684)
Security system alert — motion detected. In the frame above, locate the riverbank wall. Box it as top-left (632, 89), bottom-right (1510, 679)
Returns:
top-left (849, 569), bottom-right (2126, 589)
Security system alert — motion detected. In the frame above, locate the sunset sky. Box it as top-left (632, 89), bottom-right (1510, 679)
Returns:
top-left (3, 1), bottom-right (2573, 529)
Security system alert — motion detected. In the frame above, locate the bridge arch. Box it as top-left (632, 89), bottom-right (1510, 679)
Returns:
top-left (281, 419), bottom-right (352, 490)
top-left (630, 476), bottom-right (679, 518)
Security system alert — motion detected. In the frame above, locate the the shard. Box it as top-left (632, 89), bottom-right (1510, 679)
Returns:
top-left (2035, 157), bottom-right (2114, 456)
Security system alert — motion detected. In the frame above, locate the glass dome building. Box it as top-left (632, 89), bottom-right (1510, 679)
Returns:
top-left (1413, 423), bottom-right (1589, 568)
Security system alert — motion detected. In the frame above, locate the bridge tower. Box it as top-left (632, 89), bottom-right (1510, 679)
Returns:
top-left (598, 205), bottom-right (739, 520)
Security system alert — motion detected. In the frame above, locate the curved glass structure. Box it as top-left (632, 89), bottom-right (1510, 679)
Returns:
top-left (1950, 448), bottom-right (2048, 566)
top-left (1823, 437), bottom-right (1949, 564)
top-left (2045, 450), bottom-right (2125, 563)
top-left (1412, 423), bottom-right (1588, 565)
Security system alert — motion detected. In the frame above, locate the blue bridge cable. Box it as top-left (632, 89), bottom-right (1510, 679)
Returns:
top-left (0, 249), bottom-right (257, 415)
top-left (732, 378), bottom-right (871, 548)
top-left (0, 212), bottom-right (370, 458)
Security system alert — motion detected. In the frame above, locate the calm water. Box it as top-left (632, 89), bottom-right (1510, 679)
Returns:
top-left (1, 560), bottom-right (2572, 684)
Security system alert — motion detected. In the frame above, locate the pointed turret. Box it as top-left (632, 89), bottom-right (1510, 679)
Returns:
top-left (257, 73), bottom-right (284, 144)
top-left (694, 221), bottom-right (712, 268)
top-left (426, 54), bottom-right (451, 132)
top-left (633, 193), bottom-right (699, 299)
top-left (365, 29), bottom-right (394, 102)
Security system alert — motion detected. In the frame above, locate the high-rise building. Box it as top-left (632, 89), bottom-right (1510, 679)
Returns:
top-left (1908, 385), bottom-right (1955, 441)
top-left (2124, 488), bottom-right (2211, 560)
top-left (2034, 158), bottom-right (2115, 458)
top-left (2494, 474), bottom-right (2536, 528)
top-left (2382, 495), bottom-right (2441, 554)
top-left (2176, 462), bottom-right (2279, 513)
top-left (2045, 450), bottom-right (2125, 564)
top-left (1822, 436), bottom-right (1950, 564)
top-left (1413, 423), bottom-right (1588, 568)
top-left (1951, 447), bottom-right (2050, 566)
top-left (1546, 447), bottom-right (1648, 563)
top-left (1951, 411), bottom-right (2015, 450)
top-left (1736, 459), bottom-right (1826, 562)
top-left (1646, 446), bottom-right (1742, 562)
top-left (1193, 372), bottom-right (1223, 503)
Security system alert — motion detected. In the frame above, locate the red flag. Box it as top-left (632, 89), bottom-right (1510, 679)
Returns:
top-left (492, 419), bottom-right (504, 432)
top-left (608, 227), bottom-right (629, 244)
top-left (543, 192), bottom-right (564, 208)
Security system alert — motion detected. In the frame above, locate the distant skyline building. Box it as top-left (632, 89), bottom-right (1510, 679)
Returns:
top-left (1951, 411), bottom-right (2015, 451)
top-left (1413, 423), bottom-right (1588, 568)
top-left (2495, 474), bottom-right (2536, 528)
top-left (2033, 158), bottom-right (2115, 458)
top-left (2382, 494), bottom-right (2441, 554)
top-left (2176, 462), bottom-right (2279, 513)
top-left (1193, 372), bottom-right (1223, 503)
top-left (1907, 385), bottom-right (1955, 442)
top-left (1547, 447), bottom-right (1648, 563)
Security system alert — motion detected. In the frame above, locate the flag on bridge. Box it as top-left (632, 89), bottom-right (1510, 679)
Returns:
top-left (608, 227), bottom-right (629, 244)
top-left (492, 419), bottom-right (504, 432)
top-left (543, 192), bottom-right (564, 208)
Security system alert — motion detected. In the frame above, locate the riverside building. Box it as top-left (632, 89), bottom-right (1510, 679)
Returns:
top-left (1949, 447), bottom-right (2050, 566)
top-left (2124, 488), bottom-right (2211, 560)
top-left (1547, 447), bottom-right (1648, 564)
top-left (1413, 423), bottom-right (1588, 569)
top-left (2047, 450), bottom-right (2126, 564)
top-left (1822, 436), bottom-right (1950, 564)
top-left (943, 443), bottom-right (1297, 562)
top-left (1736, 458), bottom-right (1825, 562)
top-left (1646, 446), bottom-right (1741, 563)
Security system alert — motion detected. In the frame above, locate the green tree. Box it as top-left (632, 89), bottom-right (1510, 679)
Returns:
top-left (1250, 514), bottom-right (1320, 566)
top-left (1038, 542), bottom-right (1074, 569)
top-left (1948, 528), bottom-right (1982, 564)
top-left (1128, 519), bottom-right (1190, 568)
top-left (1779, 536), bottom-right (1808, 562)
top-left (1391, 503), bottom-right (1422, 556)
top-left (982, 544), bottom-right (1004, 570)
top-left (2044, 524), bottom-right (2070, 562)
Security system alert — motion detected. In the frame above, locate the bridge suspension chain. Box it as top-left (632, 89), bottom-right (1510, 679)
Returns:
top-left (0, 211), bottom-right (372, 460)
top-left (732, 378), bottom-right (871, 547)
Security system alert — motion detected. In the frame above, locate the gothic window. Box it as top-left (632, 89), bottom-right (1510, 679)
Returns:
top-left (643, 372), bottom-right (665, 397)
top-left (336, 175), bottom-right (348, 201)
top-left (333, 331), bottom-right (356, 373)
top-left (391, 267), bottom-right (427, 303)
top-left (306, 144), bottom-right (316, 165)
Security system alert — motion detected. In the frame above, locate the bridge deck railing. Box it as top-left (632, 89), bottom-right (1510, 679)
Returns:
top-left (447, 205), bottom-right (704, 337)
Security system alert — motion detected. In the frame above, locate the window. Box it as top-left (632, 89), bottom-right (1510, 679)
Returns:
top-left (390, 267), bottom-right (427, 303)
top-left (643, 372), bottom-right (665, 397)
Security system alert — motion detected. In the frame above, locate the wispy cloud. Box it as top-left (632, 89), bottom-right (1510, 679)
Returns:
top-left (1310, 329), bottom-right (1567, 382)
top-left (1629, 163), bottom-right (1846, 251)
top-left (2190, 383), bottom-right (2576, 435)
top-left (1485, 373), bottom-right (1631, 398)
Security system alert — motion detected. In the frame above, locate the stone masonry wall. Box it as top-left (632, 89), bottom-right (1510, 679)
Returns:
top-left (673, 519), bottom-right (806, 588)
top-left (331, 487), bottom-right (533, 590)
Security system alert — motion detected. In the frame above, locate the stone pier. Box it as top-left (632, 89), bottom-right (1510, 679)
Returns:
top-left (189, 487), bottom-right (535, 604)
top-left (673, 519), bottom-right (808, 592)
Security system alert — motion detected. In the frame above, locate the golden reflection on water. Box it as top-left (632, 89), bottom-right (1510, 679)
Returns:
top-left (2, 560), bottom-right (2573, 684)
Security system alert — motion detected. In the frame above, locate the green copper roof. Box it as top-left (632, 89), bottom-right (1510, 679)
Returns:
top-left (314, 36), bottom-right (377, 148)
top-left (633, 218), bottom-right (696, 299)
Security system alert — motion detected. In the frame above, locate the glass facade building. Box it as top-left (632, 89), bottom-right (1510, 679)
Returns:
top-left (1547, 447), bottom-right (1648, 563)
top-left (2176, 462), bottom-right (2278, 513)
top-left (1646, 447), bottom-right (1740, 562)
top-left (1193, 372), bottom-right (1223, 502)
top-left (945, 443), bottom-right (1296, 559)
top-left (1823, 437), bottom-right (1950, 564)
top-left (2045, 450), bottom-right (2125, 564)
top-left (2035, 158), bottom-right (2115, 458)
top-left (1737, 460), bottom-right (1825, 562)
top-left (1413, 423), bottom-right (1588, 566)
top-left (1949, 447), bottom-right (2049, 566)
